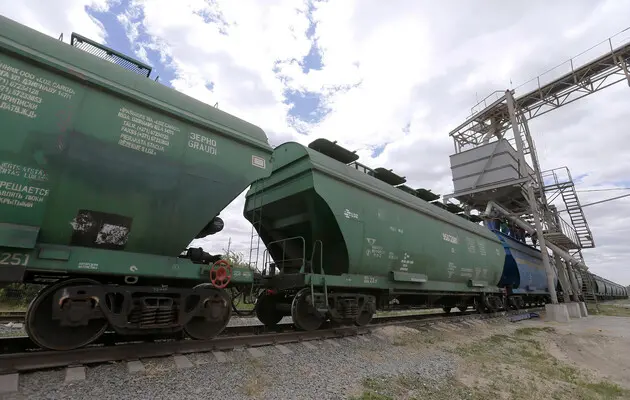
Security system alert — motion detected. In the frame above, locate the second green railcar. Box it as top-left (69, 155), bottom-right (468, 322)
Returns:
top-left (244, 139), bottom-right (508, 330)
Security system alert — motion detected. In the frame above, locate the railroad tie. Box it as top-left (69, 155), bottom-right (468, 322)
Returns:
top-left (127, 360), bottom-right (145, 374)
top-left (247, 347), bottom-right (265, 358)
top-left (213, 351), bottom-right (228, 363)
top-left (302, 341), bottom-right (317, 350)
top-left (65, 366), bottom-right (86, 382)
top-left (173, 355), bottom-right (194, 369)
top-left (0, 373), bottom-right (19, 394)
top-left (275, 344), bottom-right (293, 355)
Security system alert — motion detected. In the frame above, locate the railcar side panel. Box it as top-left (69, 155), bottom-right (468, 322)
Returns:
top-left (0, 15), bottom-right (272, 259)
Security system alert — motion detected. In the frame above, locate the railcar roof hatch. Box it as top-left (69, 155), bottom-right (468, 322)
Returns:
top-left (308, 138), bottom-right (359, 164)
top-left (431, 201), bottom-right (448, 210)
top-left (371, 168), bottom-right (406, 186)
top-left (415, 188), bottom-right (440, 202)
top-left (397, 184), bottom-right (417, 196)
top-left (445, 203), bottom-right (465, 214)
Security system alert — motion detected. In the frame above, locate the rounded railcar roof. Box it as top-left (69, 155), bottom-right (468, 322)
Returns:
top-left (274, 141), bottom-right (499, 241)
top-left (0, 15), bottom-right (271, 151)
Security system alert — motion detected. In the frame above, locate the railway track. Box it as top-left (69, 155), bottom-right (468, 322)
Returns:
top-left (0, 311), bottom-right (25, 324)
top-left (0, 307), bottom-right (542, 378)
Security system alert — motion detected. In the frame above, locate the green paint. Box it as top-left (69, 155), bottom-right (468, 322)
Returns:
top-left (0, 243), bottom-right (254, 283)
top-left (246, 142), bottom-right (507, 293)
top-left (0, 15), bottom-right (273, 262)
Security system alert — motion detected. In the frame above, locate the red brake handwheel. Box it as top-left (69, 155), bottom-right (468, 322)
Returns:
top-left (210, 259), bottom-right (232, 289)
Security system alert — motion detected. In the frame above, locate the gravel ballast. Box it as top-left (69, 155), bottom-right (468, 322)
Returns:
top-left (2, 324), bottom-right (459, 400)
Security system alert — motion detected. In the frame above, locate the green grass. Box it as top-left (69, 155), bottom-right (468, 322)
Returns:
top-left (514, 326), bottom-right (557, 336)
top-left (349, 376), bottom-right (484, 400)
top-left (589, 304), bottom-right (630, 317)
top-left (0, 302), bottom-right (27, 312)
top-left (354, 325), bottom-right (630, 400)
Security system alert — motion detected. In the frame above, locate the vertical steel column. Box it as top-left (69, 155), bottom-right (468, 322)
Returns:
top-left (505, 89), bottom-right (559, 304)
top-left (565, 260), bottom-right (582, 302)
top-left (554, 253), bottom-right (572, 303)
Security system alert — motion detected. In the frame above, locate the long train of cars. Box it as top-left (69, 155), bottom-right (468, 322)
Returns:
top-left (0, 15), bottom-right (627, 351)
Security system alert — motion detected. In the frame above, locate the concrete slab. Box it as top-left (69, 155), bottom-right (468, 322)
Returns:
top-left (545, 303), bottom-right (570, 323)
top-left (127, 360), bottom-right (145, 373)
top-left (302, 341), bottom-right (317, 350)
top-left (65, 366), bottom-right (86, 382)
top-left (579, 302), bottom-right (589, 317)
top-left (275, 344), bottom-right (293, 355)
top-left (0, 373), bottom-right (19, 394)
top-left (325, 339), bottom-right (341, 347)
top-left (213, 351), bottom-right (227, 363)
top-left (173, 355), bottom-right (194, 369)
top-left (566, 302), bottom-right (582, 319)
top-left (247, 347), bottom-right (265, 358)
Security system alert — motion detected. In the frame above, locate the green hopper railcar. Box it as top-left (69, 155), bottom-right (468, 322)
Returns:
top-left (0, 15), bottom-right (273, 350)
top-left (244, 139), bottom-right (508, 330)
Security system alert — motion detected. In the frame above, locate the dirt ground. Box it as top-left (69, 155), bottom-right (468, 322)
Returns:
top-left (351, 300), bottom-right (630, 400)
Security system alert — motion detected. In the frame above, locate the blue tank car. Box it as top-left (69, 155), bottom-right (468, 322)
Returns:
top-left (494, 230), bottom-right (555, 308)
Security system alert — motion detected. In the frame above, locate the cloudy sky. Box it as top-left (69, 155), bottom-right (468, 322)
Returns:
top-left (3, 0), bottom-right (630, 285)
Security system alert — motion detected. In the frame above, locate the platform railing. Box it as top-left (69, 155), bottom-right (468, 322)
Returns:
top-left (262, 236), bottom-right (306, 277)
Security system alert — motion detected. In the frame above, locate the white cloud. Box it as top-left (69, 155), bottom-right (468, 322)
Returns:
top-left (3, 0), bottom-right (630, 285)
top-left (0, 0), bottom-right (116, 43)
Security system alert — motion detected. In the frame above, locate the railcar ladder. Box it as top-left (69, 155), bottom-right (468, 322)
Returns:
top-left (248, 179), bottom-right (265, 275)
top-left (308, 240), bottom-right (329, 310)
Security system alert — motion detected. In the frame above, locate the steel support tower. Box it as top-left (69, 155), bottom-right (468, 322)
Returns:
top-left (443, 28), bottom-right (630, 310)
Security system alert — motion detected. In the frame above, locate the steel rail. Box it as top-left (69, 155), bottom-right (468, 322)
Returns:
top-left (0, 311), bottom-right (26, 324)
top-left (0, 307), bottom-right (543, 375)
top-left (0, 310), bottom-right (469, 354)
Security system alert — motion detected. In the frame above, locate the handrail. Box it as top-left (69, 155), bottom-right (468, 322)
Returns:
top-left (262, 236), bottom-right (306, 276)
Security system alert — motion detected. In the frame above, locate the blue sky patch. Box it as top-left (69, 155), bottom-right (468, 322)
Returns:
top-left (87, 2), bottom-right (135, 63)
top-left (87, 1), bottom-right (177, 87)
top-left (302, 43), bottom-right (323, 73)
top-left (301, 0), bottom-right (323, 73)
top-left (284, 89), bottom-right (330, 126)
top-left (371, 143), bottom-right (388, 158)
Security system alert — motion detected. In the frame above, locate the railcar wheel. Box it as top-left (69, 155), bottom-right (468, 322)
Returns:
top-left (255, 291), bottom-right (284, 327)
top-left (355, 309), bottom-right (373, 326)
top-left (291, 288), bottom-right (324, 331)
top-left (184, 287), bottom-right (232, 340)
top-left (25, 278), bottom-right (108, 351)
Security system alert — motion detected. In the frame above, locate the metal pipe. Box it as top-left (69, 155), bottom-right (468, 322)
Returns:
top-left (483, 201), bottom-right (588, 271)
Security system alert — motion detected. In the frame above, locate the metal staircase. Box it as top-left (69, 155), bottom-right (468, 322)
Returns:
top-left (560, 186), bottom-right (594, 248)
top-left (569, 247), bottom-right (599, 309)
top-left (541, 167), bottom-right (594, 249)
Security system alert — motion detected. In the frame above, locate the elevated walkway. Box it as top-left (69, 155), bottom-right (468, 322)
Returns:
top-left (449, 27), bottom-right (630, 150)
